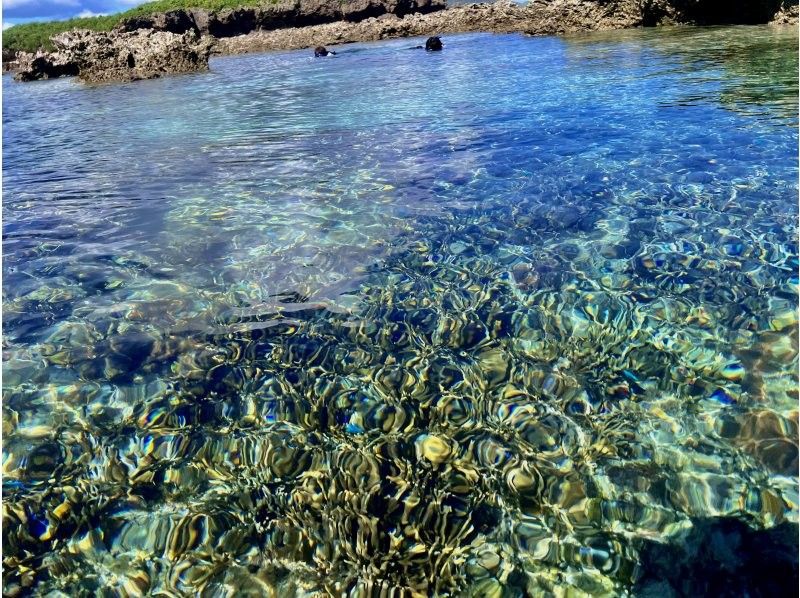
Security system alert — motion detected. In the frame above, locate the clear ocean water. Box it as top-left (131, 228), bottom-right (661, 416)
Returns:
top-left (2, 26), bottom-right (798, 596)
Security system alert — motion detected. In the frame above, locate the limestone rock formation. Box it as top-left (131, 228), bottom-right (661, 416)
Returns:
top-left (9, 0), bottom-right (797, 84)
top-left (641, 0), bottom-right (798, 25)
top-left (215, 1), bottom-right (644, 55)
top-left (770, 0), bottom-right (800, 24)
top-left (14, 29), bottom-right (213, 84)
top-left (115, 0), bottom-right (447, 37)
top-left (13, 51), bottom-right (79, 82)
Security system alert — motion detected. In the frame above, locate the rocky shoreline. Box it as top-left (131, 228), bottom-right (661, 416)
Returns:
top-left (7, 0), bottom-right (799, 84)
top-left (216, 0), bottom-right (642, 55)
top-left (13, 29), bottom-right (213, 83)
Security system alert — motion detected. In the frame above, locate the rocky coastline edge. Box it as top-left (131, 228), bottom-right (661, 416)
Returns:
top-left (6, 0), bottom-right (799, 84)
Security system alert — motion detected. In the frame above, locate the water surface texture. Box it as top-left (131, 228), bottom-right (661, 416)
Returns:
top-left (3, 26), bottom-right (798, 597)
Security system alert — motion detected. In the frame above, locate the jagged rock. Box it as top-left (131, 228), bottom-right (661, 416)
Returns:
top-left (14, 29), bottom-right (213, 84)
top-left (3, 50), bottom-right (32, 73)
top-left (215, 1), bottom-right (644, 55)
top-left (13, 51), bottom-right (79, 81)
top-left (2, 48), bottom-right (19, 72)
top-left (523, 0), bottom-right (643, 35)
top-left (208, 8), bottom-right (261, 37)
top-left (10, 0), bottom-right (796, 83)
top-left (114, 0), bottom-right (446, 38)
top-left (115, 8), bottom-right (207, 34)
top-left (641, 0), bottom-right (796, 25)
top-left (771, 0), bottom-right (800, 24)
top-left (214, 0), bottom-right (797, 56)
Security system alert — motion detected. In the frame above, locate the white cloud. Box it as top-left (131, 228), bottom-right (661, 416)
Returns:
top-left (3, 22), bottom-right (15, 30)
top-left (77, 9), bottom-right (107, 17)
top-left (3, 0), bottom-right (81, 8)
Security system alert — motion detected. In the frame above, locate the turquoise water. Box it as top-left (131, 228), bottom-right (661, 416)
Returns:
top-left (2, 26), bottom-right (798, 596)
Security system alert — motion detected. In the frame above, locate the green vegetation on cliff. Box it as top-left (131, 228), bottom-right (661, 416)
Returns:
top-left (4, 16), bottom-right (117, 53)
top-left (3, 0), bottom-right (275, 53)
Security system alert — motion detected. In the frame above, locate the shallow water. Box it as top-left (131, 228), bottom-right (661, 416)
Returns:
top-left (3, 26), bottom-right (798, 596)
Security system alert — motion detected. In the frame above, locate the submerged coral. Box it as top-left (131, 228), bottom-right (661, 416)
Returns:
top-left (4, 175), bottom-right (797, 595)
top-left (3, 26), bottom-right (798, 598)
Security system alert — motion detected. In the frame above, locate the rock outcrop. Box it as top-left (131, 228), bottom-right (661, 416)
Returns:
top-left (9, 0), bottom-right (798, 83)
top-left (115, 0), bottom-right (446, 37)
top-left (770, 0), bottom-right (800, 24)
top-left (13, 50), bottom-right (79, 82)
top-left (523, 0), bottom-right (643, 35)
top-left (2, 48), bottom-right (24, 72)
top-left (215, 0), bottom-right (799, 56)
top-left (9, 0), bottom-right (445, 83)
top-left (14, 29), bottom-right (213, 84)
top-left (216, 1), bottom-right (643, 55)
top-left (641, 0), bottom-right (798, 26)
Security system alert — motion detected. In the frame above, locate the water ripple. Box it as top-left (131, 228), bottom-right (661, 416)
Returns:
top-left (2, 26), bottom-right (798, 597)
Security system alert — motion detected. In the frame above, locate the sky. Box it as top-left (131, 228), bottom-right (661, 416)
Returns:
top-left (2, 0), bottom-right (145, 27)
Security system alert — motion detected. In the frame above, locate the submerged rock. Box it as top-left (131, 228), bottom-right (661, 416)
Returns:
top-left (14, 29), bottom-right (213, 84)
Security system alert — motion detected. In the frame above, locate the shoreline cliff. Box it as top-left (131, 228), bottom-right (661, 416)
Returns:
top-left (7, 0), bottom-right (799, 84)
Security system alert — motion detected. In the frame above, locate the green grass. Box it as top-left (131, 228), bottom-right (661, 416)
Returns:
top-left (2, 0), bottom-right (277, 53)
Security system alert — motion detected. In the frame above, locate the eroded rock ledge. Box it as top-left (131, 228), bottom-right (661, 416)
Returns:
top-left (216, 0), bottom-right (642, 54)
top-left (214, 0), bottom-right (800, 56)
top-left (11, 0), bottom-right (799, 84)
top-left (643, 0), bottom-right (799, 26)
top-left (15, 29), bottom-right (213, 83)
top-left (12, 0), bottom-right (445, 83)
top-left (116, 0), bottom-right (446, 37)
